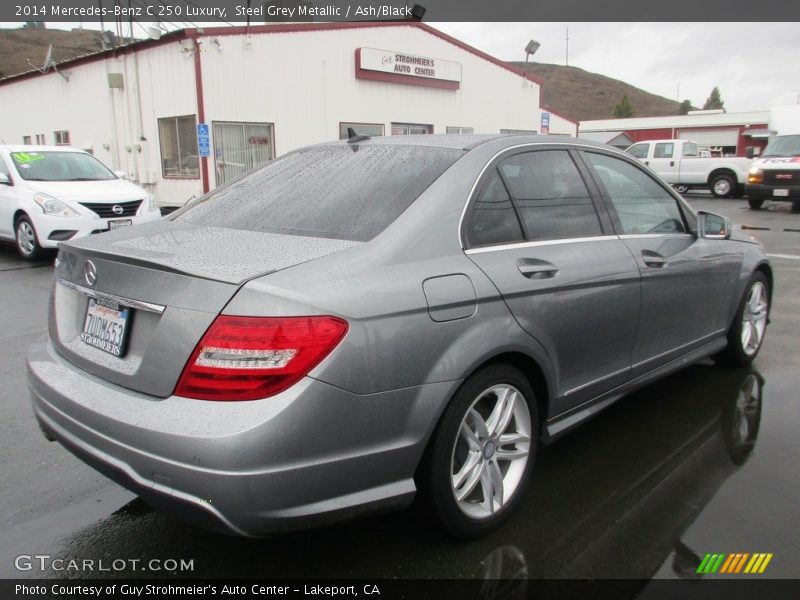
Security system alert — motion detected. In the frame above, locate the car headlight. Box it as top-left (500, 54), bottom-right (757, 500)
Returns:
top-left (147, 194), bottom-right (159, 212)
top-left (748, 167), bottom-right (763, 184)
top-left (33, 193), bottom-right (80, 217)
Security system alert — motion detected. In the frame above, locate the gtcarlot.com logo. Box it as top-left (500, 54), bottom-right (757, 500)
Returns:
top-left (697, 552), bottom-right (773, 575)
top-left (14, 554), bottom-right (195, 573)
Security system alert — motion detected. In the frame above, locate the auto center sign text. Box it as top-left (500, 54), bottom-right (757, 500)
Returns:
top-left (358, 48), bottom-right (462, 83)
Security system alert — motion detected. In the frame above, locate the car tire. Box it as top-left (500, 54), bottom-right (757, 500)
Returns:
top-left (710, 173), bottom-right (736, 198)
top-left (718, 272), bottom-right (770, 366)
top-left (748, 199), bottom-right (765, 210)
top-left (672, 184), bottom-right (690, 194)
top-left (418, 364), bottom-right (539, 538)
top-left (15, 215), bottom-right (45, 261)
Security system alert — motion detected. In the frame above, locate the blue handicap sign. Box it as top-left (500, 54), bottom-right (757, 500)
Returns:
top-left (197, 123), bottom-right (210, 157)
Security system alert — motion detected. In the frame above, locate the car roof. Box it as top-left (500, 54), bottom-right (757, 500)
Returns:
top-left (0, 145), bottom-right (88, 153)
top-left (313, 133), bottom-right (610, 153)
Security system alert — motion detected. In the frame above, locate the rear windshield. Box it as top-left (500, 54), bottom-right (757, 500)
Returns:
top-left (10, 151), bottom-right (116, 181)
top-left (173, 144), bottom-right (463, 242)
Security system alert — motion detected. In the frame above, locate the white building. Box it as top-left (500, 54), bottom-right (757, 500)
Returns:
top-left (0, 22), bottom-right (576, 205)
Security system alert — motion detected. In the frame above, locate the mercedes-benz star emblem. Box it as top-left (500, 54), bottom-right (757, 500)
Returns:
top-left (84, 260), bottom-right (97, 287)
top-left (111, 204), bottom-right (124, 215)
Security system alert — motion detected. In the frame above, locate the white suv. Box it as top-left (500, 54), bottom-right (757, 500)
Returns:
top-left (0, 145), bottom-right (162, 260)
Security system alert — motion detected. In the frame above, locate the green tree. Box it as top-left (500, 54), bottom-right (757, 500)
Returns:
top-left (678, 99), bottom-right (692, 115)
top-left (613, 93), bottom-right (634, 118)
top-left (703, 87), bottom-right (725, 111)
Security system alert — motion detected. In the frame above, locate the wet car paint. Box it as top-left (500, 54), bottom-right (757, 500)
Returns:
top-left (1, 196), bottom-right (799, 581)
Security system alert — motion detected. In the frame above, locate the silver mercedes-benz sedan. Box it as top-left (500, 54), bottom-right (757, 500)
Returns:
top-left (27, 135), bottom-right (772, 538)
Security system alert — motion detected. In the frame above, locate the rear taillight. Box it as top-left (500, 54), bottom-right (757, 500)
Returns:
top-left (175, 315), bottom-right (348, 401)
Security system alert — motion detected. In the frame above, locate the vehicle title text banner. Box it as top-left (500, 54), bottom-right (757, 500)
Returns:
top-left (2, 0), bottom-right (796, 22)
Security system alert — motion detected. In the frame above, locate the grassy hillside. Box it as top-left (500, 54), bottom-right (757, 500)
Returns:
top-left (510, 61), bottom-right (689, 122)
top-left (0, 27), bottom-right (109, 79)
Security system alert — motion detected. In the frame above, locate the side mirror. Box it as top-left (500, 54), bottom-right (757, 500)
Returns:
top-left (114, 170), bottom-right (127, 179)
top-left (0, 173), bottom-right (10, 185)
top-left (698, 210), bottom-right (732, 240)
top-left (745, 147), bottom-right (755, 159)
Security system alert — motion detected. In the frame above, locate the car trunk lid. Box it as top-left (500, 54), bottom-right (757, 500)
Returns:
top-left (51, 220), bottom-right (359, 397)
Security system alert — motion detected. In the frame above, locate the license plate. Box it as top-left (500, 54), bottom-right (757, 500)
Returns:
top-left (109, 219), bottom-right (133, 230)
top-left (773, 189), bottom-right (789, 197)
top-left (81, 298), bottom-right (132, 357)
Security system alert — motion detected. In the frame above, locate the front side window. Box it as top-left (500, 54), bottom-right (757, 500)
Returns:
top-left (173, 144), bottom-right (462, 242)
top-left (158, 115), bottom-right (199, 178)
top-left (9, 151), bottom-right (116, 182)
top-left (626, 143), bottom-right (648, 159)
top-left (583, 152), bottom-right (688, 235)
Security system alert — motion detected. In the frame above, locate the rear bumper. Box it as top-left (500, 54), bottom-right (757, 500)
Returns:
top-left (27, 339), bottom-right (456, 536)
top-left (745, 183), bottom-right (800, 202)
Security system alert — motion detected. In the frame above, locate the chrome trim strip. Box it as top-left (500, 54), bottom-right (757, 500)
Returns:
top-left (631, 330), bottom-right (727, 370)
top-left (56, 277), bottom-right (166, 314)
top-left (465, 235), bottom-right (620, 255)
top-left (618, 233), bottom-right (694, 240)
top-left (562, 366), bottom-right (631, 397)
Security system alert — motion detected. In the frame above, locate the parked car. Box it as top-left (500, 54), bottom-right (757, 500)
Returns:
top-left (0, 145), bottom-right (162, 260)
top-left (625, 139), bottom-right (752, 197)
top-left (745, 106), bottom-right (800, 209)
top-left (27, 135), bottom-right (772, 538)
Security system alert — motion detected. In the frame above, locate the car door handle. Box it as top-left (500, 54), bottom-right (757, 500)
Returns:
top-left (670, 160), bottom-right (675, 167)
top-left (642, 250), bottom-right (667, 268)
top-left (517, 258), bottom-right (559, 279)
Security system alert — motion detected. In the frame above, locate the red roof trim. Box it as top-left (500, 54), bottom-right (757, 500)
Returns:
top-left (0, 22), bottom-right (543, 89)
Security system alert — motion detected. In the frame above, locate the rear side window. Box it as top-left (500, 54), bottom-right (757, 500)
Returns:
top-left (465, 170), bottom-right (524, 247)
top-left (465, 150), bottom-right (602, 247)
top-left (653, 143), bottom-right (674, 159)
top-left (498, 150), bottom-right (602, 241)
top-left (174, 145), bottom-right (462, 242)
top-left (583, 152), bottom-right (688, 235)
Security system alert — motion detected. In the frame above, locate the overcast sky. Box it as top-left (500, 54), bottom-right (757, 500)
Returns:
top-left (3, 21), bottom-right (798, 114)
top-left (434, 22), bottom-right (800, 113)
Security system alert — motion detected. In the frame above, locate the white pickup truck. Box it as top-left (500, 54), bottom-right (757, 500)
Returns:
top-left (625, 139), bottom-right (752, 198)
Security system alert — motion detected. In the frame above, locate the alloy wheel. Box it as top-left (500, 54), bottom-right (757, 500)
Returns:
top-left (450, 384), bottom-right (531, 520)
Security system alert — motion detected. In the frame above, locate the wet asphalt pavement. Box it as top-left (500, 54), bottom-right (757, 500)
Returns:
top-left (0, 196), bottom-right (798, 583)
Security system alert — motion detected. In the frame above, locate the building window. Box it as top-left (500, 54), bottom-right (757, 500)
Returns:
top-left (35, 134), bottom-right (45, 144)
top-left (54, 130), bottom-right (71, 145)
top-left (22, 136), bottom-right (32, 145)
top-left (500, 129), bottom-right (537, 135)
top-left (158, 115), bottom-right (199, 178)
top-left (446, 126), bottom-right (474, 134)
top-left (339, 122), bottom-right (385, 139)
top-left (391, 123), bottom-right (433, 135)
top-left (212, 121), bottom-right (274, 186)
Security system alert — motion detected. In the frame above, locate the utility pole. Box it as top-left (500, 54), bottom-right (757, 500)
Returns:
top-left (565, 27), bottom-right (570, 67)
top-left (676, 82), bottom-right (680, 101)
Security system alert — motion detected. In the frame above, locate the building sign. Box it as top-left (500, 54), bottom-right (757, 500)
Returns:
top-left (540, 112), bottom-right (550, 134)
top-left (356, 48), bottom-right (462, 90)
